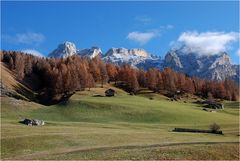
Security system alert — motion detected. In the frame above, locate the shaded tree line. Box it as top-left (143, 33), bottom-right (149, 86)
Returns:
top-left (1, 50), bottom-right (239, 102)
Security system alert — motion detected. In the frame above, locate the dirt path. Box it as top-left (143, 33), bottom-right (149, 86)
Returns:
top-left (4, 141), bottom-right (239, 160)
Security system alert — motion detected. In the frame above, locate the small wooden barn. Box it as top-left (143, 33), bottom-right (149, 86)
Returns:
top-left (105, 88), bottom-right (115, 97)
top-left (202, 101), bottom-right (224, 109)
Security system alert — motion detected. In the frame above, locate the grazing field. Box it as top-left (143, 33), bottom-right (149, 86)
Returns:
top-left (1, 87), bottom-right (239, 160)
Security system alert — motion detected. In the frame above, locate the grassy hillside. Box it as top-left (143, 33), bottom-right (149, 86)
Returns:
top-left (1, 87), bottom-right (239, 160)
top-left (0, 62), bottom-right (36, 100)
top-left (1, 65), bottom-right (239, 160)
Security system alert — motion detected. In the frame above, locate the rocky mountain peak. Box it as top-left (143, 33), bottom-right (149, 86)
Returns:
top-left (47, 42), bottom-right (238, 83)
top-left (164, 50), bottom-right (183, 69)
top-left (78, 47), bottom-right (102, 59)
top-left (103, 48), bottom-right (155, 67)
top-left (105, 48), bottom-right (149, 58)
top-left (48, 41), bottom-right (77, 58)
top-left (163, 46), bottom-right (238, 82)
top-left (48, 41), bottom-right (102, 59)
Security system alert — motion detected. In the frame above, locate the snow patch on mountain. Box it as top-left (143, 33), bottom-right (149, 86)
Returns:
top-left (47, 41), bottom-right (239, 82)
top-left (163, 46), bottom-right (239, 82)
top-left (48, 41), bottom-right (77, 58)
top-left (48, 42), bottom-right (101, 59)
top-left (103, 48), bottom-right (161, 68)
top-left (78, 47), bottom-right (102, 59)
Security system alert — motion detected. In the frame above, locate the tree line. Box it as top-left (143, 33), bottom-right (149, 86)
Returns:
top-left (1, 50), bottom-right (239, 102)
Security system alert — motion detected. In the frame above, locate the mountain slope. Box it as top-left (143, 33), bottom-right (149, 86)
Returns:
top-left (47, 41), bottom-right (239, 82)
top-left (0, 62), bottom-right (34, 100)
top-left (48, 42), bottom-right (101, 59)
top-left (163, 47), bottom-right (239, 81)
top-left (78, 47), bottom-right (102, 58)
top-left (1, 86), bottom-right (239, 159)
top-left (48, 41), bottom-right (77, 58)
top-left (103, 48), bottom-right (162, 68)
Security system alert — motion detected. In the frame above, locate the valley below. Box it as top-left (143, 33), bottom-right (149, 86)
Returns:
top-left (1, 1), bottom-right (240, 160)
top-left (1, 86), bottom-right (239, 160)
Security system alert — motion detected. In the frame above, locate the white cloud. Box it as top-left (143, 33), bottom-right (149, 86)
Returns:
top-left (2, 32), bottom-right (45, 45)
top-left (237, 49), bottom-right (240, 57)
top-left (166, 25), bottom-right (174, 29)
top-left (135, 15), bottom-right (153, 24)
top-left (21, 49), bottom-right (44, 57)
top-left (160, 25), bottom-right (174, 30)
top-left (127, 31), bottom-right (157, 45)
top-left (177, 31), bottom-right (239, 55)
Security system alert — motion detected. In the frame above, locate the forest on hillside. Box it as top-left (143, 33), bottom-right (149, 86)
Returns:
top-left (1, 50), bottom-right (239, 104)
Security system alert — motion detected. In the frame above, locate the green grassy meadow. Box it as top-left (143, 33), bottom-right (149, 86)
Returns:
top-left (1, 87), bottom-right (239, 160)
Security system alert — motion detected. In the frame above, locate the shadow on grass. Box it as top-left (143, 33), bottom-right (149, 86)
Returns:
top-left (12, 83), bottom-right (74, 106)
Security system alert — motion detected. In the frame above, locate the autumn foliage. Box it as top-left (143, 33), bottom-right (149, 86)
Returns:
top-left (1, 50), bottom-right (239, 102)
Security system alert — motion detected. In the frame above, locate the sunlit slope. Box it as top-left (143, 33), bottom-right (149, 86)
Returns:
top-left (2, 87), bottom-right (239, 129)
top-left (1, 86), bottom-right (239, 160)
top-left (0, 62), bottom-right (35, 100)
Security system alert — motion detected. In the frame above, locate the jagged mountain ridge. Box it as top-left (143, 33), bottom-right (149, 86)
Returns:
top-left (78, 47), bottom-right (102, 59)
top-left (48, 41), bottom-right (239, 82)
top-left (103, 48), bottom-right (162, 68)
top-left (48, 42), bottom-right (102, 59)
top-left (163, 47), bottom-right (239, 82)
top-left (48, 42), bottom-right (162, 68)
top-left (48, 41), bottom-right (77, 58)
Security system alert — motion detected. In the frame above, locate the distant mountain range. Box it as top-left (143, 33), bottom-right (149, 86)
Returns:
top-left (48, 41), bottom-right (239, 82)
top-left (48, 41), bottom-right (102, 59)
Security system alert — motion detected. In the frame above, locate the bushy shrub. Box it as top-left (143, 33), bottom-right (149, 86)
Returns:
top-left (209, 122), bottom-right (220, 133)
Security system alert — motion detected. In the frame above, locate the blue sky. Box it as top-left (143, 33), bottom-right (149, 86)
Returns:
top-left (1, 1), bottom-right (239, 63)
